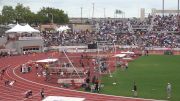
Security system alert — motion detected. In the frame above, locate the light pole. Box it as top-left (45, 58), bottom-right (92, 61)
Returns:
top-left (122, 12), bottom-right (125, 18)
top-left (162, 0), bottom-right (165, 17)
top-left (104, 8), bottom-right (106, 19)
top-left (178, 0), bottom-right (179, 29)
top-left (92, 3), bottom-right (95, 19)
top-left (81, 7), bottom-right (83, 23)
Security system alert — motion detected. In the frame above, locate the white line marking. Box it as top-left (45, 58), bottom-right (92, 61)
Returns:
top-left (13, 64), bottom-right (166, 101)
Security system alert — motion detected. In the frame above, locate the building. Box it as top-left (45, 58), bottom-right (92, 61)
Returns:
top-left (4, 24), bottom-right (44, 54)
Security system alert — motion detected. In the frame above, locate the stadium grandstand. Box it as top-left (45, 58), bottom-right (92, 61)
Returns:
top-left (0, 0), bottom-right (180, 101)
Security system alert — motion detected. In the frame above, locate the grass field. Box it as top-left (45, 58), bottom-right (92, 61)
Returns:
top-left (100, 55), bottom-right (180, 101)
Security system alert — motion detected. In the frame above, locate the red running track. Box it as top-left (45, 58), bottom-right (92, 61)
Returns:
top-left (0, 52), bottom-right (156, 101)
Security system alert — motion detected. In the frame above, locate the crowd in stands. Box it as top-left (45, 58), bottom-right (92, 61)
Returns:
top-left (43, 30), bottom-right (93, 47)
top-left (153, 15), bottom-right (179, 32)
top-left (1, 14), bottom-right (180, 49)
top-left (42, 14), bottom-right (180, 48)
top-left (130, 15), bottom-right (152, 26)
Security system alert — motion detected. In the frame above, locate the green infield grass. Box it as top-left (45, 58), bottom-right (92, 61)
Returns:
top-left (100, 55), bottom-right (180, 101)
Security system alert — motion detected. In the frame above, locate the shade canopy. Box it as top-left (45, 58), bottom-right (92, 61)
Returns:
top-left (5, 23), bottom-right (40, 33)
top-left (5, 24), bottom-right (24, 33)
top-left (121, 51), bottom-right (135, 54)
top-left (56, 25), bottom-right (71, 32)
top-left (113, 54), bottom-right (126, 58)
top-left (122, 57), bottom-right (133, 60)
top-left (36, 58), bottom-right (58, 63)
top-left (24, 24), bottom-right (40, 33)
top-left (42, 96), bottom-right (85, 101)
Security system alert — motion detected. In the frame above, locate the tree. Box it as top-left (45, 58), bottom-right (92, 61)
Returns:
top-left (37, 7), bottom-right (69, 24)
top-left (0, 15), bottom-right (3, 24)
top-left (15, 3), bottom-right (33, 23)
top-left (24, 12), bottom-right (37, 24)
top-left (115, 9), bottom-right (123, 18)
top-left (1, 5), bottom-right (16, 24)
top-left (0, 4), bottom-right (69, 24)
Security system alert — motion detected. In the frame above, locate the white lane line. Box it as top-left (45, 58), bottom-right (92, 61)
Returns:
top-left (4, 66), bottom-right (55, 101)
top-left (5, 68), bottom-right (42, 91)
top-left (13, 65), bottom-right (166, 101)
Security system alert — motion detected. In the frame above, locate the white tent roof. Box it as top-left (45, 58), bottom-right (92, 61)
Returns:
top-left (5, 23), bottom-right (25, 33)
top-left (64, 25), bottom-right (70, 30)
top-left (24, 24), bottom-right (40, 33)
top-left (36, 58), bottom-right (58, 63)
top-left (42, 96), bottom-right (85, 101)
top-left (113, 54), bottom-right (126, 58)
top-left (56, 25), bottom-right (70, 32)
top-left (7, 24), bottom-right (16, 28)
top-left (5, 23), bottom-right (40, 33)
top-left (121, 51), bottom-right (135, 54)
top-left (56, 26), bottom-right (64, 32)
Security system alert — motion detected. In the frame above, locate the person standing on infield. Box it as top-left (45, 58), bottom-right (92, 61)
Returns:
top-left (132, 81), bottom-right (137, 97)
top-left (166, 83), bottom-right (172, 99)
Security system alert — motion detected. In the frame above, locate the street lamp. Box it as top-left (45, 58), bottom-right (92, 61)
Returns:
top-left (81, 7), bottom-right (83, 23)
top-left (162, 0), bottom-right (164, 17)
top-left (178, 0), bottom-right (179, 29)
top-left (92, 3), bottom-right (95, 19)
top-left (104, 8), bottom-right (106, 18)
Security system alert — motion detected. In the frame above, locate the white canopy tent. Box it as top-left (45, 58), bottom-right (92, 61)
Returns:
top-left (36, 58), bottom-right (58, 63)
top-left (5, 23), bottom-right (40, 33)
top-left (24, 24), bottom-right (40, 33)
top-left (5, 23), bottom-right (25, 33)
top-left (42, 96), bottom-right (85, 101)
top-left (56, 27), bottom-right (64, 32)
top-left (64, 25), bottom-right (71, 30)
top-left (122, 57), bottom-right (133, 60)
top-left (56, 25), bottom-right (70, 32)
top-left (7, 24), bottom-right (16, 28)
top-left (113, 54), bottom-right (126, 58)
top-left (121, 51), bottom-right (135, 54)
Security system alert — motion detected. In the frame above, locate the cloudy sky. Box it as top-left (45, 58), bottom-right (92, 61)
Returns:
top-left (0, 0), bottom-right (179, 18)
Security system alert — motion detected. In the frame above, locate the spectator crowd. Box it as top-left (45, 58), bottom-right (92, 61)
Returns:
top-left (42, 14), bottom-right (180, 49)
top-left (1, 14), bottom-right (180, 50)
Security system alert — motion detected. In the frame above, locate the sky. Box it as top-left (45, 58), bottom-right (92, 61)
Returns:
top-left (0, 0), bottom-right (179, 18)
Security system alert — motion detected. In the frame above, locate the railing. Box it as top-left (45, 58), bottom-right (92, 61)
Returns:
top-left (18, 37), bottom-right (43, 40)
top-left (151, 30), bottom-right (180, 34)
top-left (145, 47), bottom-right (180, 51)
top-left (57, 78), bottom-right (85, 84)
top-left (132, 25), bottom-right (149, 30)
